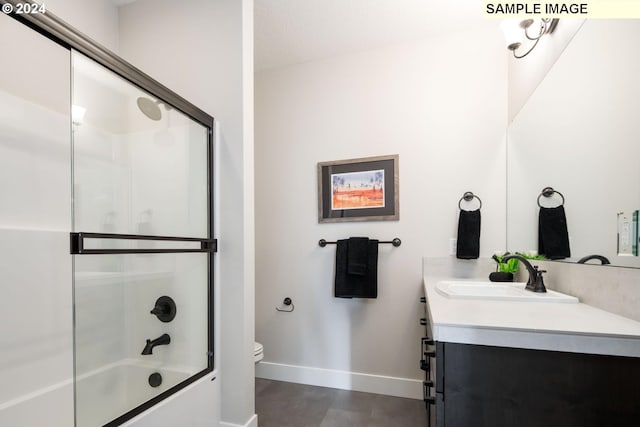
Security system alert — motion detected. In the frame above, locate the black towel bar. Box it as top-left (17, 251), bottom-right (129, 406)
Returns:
top-left (319, 238), bottom-right (401, 247)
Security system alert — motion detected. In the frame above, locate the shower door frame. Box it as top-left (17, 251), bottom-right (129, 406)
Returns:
top-left (3, 3), bottom-right (216, 426)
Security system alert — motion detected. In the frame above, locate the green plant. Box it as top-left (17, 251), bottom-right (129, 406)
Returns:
top-left (515, 252), bottom-right (546, 261)
top-left (494, 252), bottom-right (547, 274)
top-left (494, 255), bottom-right (519, 273)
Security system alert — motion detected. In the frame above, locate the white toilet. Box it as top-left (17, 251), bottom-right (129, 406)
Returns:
top-left (254, 342), bottom-right (264, 363)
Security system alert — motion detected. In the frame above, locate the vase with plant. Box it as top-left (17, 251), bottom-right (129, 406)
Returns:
top-left (490, 252), bottom-right (546, 282)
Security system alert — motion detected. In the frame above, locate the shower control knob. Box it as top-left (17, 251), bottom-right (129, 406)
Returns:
top-left (150, 296), bottom-right (177, 323)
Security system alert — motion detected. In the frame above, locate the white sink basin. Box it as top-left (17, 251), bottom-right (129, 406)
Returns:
top-left (435, 281), bottom-right (579, 303)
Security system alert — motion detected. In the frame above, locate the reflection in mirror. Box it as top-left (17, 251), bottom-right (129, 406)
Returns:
top-left (507, 19), bottom-right (640, 268)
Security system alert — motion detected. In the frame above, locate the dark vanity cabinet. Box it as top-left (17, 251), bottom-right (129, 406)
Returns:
top-left (420, 297), bottom-right (640, 427)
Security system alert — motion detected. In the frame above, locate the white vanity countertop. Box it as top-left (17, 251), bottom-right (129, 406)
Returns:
top-left (424, 276), bottom-right (640, 357)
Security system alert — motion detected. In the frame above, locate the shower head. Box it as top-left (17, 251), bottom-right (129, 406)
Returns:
top-left (137, 96), bottom-right (162, 121)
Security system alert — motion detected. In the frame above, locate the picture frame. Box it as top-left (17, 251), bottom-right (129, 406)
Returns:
top-left (317, 154), bottom-right (399, 223)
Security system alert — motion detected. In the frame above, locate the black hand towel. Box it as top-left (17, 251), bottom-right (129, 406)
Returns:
top-left (335, 237), bottom-right (379, 298)
top-left (538, 206), bottom-right (570, 259)
top-left (456, 209), bottom-right (481, 259)
top-left (347, 237), bottom-right (369, 276)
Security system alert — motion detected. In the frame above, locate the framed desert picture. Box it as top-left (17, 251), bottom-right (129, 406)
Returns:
top-left (317, 154), bottom-right (399, 223)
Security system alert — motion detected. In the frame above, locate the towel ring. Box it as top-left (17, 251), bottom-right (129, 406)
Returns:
top-left (537, 187), bottom-right (565, 208)
top-left (458, 191), bottom-right (482, 211)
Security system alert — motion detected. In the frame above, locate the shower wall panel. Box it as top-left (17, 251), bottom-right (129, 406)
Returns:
top-left (0, 12), bottom-right (73, 427)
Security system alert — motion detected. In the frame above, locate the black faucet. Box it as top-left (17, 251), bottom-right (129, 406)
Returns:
top-left (141, 333), bottom-right (171, 355)
top-left (577, 254), bottom-right (611, 265)
top-left (501, 254), bottom-right (547, 293)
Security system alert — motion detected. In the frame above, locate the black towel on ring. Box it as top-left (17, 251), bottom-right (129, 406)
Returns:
top-left (456, 209), bottom-right (481, 259)
top-left (538, 206), bottom-right (570, 259)
top-left (335, 238), bottom-right (379, 298)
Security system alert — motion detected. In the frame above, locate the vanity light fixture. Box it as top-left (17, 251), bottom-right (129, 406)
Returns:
top-left (500, 18), bottom-right (559, 59)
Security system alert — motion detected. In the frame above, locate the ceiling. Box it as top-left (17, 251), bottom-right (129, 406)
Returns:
top-left (254, 0), bottom-right (491, 71)
top-left (110, 0), bottom-right (493, 71)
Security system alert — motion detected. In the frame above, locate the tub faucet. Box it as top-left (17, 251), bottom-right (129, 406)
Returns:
top-left (501, 255), bottom-right (547, 293)
top-left (141, 333), bottom-right (171, 355)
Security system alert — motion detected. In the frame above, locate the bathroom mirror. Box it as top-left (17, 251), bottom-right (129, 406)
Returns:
top-left (507, 19), bottom-right (640, 268)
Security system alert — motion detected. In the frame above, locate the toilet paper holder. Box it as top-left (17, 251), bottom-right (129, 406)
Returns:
top-left (276, 297), bottom-right (294, 312)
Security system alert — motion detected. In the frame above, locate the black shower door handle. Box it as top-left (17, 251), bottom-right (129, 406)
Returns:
top-left (70, 232), bottom-right (217, 254)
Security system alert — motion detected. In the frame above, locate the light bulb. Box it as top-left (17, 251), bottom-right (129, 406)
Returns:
top-left (500, 19), bottom-right (524, 51)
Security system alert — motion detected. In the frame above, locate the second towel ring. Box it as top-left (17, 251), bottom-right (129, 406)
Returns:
top-left (458, 191), bottom-right (482, 211)
top-left (537, 187), bottom-right (565, 208)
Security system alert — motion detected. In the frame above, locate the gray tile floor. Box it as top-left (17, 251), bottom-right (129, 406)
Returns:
top-left (255, 378), bottom-right (427, 427)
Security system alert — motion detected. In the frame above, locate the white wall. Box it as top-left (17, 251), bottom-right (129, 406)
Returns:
top-left (255, 23), bottom-right (507, 397)
top-left (0, 11), bottom-right (71, 427)
top-left (118, 0), bottom-right (255, 425)
top-left (45, 0), bottom-right (120, 52)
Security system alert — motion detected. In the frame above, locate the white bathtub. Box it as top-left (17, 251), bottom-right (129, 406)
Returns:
top-left (0, 360), bottom-right (192, 427)
top-left (0, 376), bottom-right (73, 427)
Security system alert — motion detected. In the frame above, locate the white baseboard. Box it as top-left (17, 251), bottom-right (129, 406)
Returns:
top-left (220, 414), bottom-right (257, 427)
top-left (255, 362), bottom-right (423, 400)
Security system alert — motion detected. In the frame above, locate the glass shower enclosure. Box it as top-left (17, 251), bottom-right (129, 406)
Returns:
top-left (71, 52), bottom-right (214, 426)
top-left (0, 9), bottom-right (215, 427)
